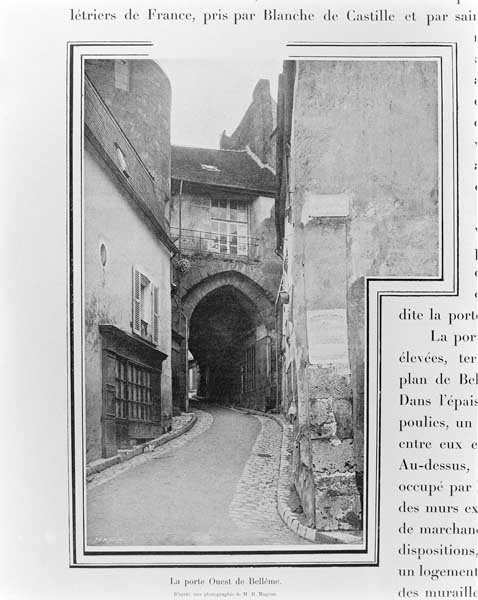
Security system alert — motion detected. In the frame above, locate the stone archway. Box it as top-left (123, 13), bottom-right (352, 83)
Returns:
top-left (177, 271), bottom-right (277, 411)
top-left (182, 270), bottom-right (275, 328)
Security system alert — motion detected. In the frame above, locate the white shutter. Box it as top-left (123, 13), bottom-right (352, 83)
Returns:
top-left (152, 285), bottom-right (159, 345)
top-left (132, 266), bottom-right (141, 334)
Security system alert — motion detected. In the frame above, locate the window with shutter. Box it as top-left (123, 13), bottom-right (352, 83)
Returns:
top-left (132, 266), bottom-right (141, 335)
top-left (132, 266), bottom-right (157, 343)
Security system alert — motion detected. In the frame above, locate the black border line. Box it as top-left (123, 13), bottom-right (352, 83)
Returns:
top-left (67, 41), bottom-right (76, 568)
top-left (77, 48), bottom-right (154, 554)
top-left (67, 41), bottom-right (153, 568)
top-left (287, 43), bottom-right (457, 47)
top-left (67, 42), bottom-right (459, 568)
top-left (275, 46), bottom-right (456, 570)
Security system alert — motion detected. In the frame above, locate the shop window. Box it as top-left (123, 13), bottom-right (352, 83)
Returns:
top-left (115, 357), bottom-right (153, 422)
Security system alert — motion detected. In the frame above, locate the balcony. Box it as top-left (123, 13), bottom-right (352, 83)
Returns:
top-left (141, 320), bottom-right (149, 338)
top-left (171, 227), bottom-right (259, 261)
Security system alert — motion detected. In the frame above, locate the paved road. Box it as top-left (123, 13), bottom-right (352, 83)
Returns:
top-left (87, 406), bottom-right (309, 546)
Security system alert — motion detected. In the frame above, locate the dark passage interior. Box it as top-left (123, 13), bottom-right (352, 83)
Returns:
top-left (188, 286), bottom-right (258, 405)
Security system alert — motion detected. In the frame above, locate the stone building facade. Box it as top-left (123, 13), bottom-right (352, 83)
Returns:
top-left (83, 60), bottom-right (175, 462)
top-left (275, 60), bottom-right (439, 531)
top-left (169, 143), bottom-right (281, 412)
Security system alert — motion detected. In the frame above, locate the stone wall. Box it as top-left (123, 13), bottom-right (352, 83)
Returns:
top-left (293, 60), bottom-right (439, 282)
top-left (85, 60), bottom-right (171, 227)
top-left (278, 59), bottom-right (439, 530)
top-left (220, 79), bottom-right (276, 167)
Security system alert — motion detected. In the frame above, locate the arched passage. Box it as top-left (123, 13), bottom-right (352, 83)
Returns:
top-left (181, 272), bottom-right (277, 410)
top-left (182, 270), bottom-right (275, 326)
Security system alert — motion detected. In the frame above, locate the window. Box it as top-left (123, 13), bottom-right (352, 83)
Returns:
top-left (114, 60), bottom-right (130, 91)
top-left (115, 144), bottom-right (129, 178)
top-left (99, 242), bottom-right (107, 267)
top-left (209, 198), bottom-right (248, 256)
top-left (132, 267), bottom-right (159, 345)
top-left (211, 198), bottom-right (247, 222)
top-left (243, 345), bottom-right (256, 392)
top-left (115, 357), bottom-right (153, 422)
top-left (200, 164), bottom-right (220, 172)
top-left (192, 197), bottom-right (210, 209)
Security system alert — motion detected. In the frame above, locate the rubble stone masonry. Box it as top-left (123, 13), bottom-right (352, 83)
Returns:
top-left (278, 59), bottom-right (439, 530)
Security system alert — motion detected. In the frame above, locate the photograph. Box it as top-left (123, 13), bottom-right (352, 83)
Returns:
top-left (81, 55), bottom-right (439, 553)
top-left (2, 0), bottom-right (474, 594)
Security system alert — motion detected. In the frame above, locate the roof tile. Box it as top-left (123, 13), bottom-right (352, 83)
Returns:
top-left (171, 145), bottom-right (276, 195)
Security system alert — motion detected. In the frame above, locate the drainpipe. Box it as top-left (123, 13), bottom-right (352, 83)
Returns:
top-left (173, 293), bottom-right (189, 413)
top-left (175, 179), bottom-right (189, 412)
top-left (274, 293), bottom-right (281, 412)
top-left (178, 179), bottom-right (183, 255)
top-left (183, 309), bottom-right (189, 413)
top-left (274, 274), bottom-right (286, 413)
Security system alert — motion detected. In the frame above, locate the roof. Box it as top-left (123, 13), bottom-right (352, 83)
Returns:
top-left (171, 145), bottom-right (276, 196)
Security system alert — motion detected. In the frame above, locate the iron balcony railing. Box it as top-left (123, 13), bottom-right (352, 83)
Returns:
top-left (171, 227), bottom-right (259, 260)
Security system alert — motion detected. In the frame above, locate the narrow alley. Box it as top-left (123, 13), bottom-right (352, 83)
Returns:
top-left (81, 57), bottom-right (421, 550)
top-left (87, 406), bottom-right (311, 546)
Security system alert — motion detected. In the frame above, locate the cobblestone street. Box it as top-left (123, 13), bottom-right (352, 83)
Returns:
top-left (229, 412), bottom-right (311, 544)
top-left (87, 406), bottom-right (312, 546)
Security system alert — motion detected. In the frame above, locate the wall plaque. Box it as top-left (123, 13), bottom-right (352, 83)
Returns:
top-left (306, 308), bottom-right (349, 367)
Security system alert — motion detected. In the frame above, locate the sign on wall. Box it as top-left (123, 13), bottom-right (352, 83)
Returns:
top-left (306, 308), bottom-right (350, 368)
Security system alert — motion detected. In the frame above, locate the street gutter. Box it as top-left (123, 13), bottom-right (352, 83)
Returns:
top-left (228, 406), bottom-right (362, 545)
top-left (86, 412), bottom-right (198, 477)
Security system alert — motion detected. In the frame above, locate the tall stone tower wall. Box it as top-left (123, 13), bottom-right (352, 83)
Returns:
top-left (220, 79), bottom-right (276, 167)
top-left (85, 59), bottom-right (172, 227)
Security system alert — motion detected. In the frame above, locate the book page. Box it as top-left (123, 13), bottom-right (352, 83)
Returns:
top-left (0, 0), bottom-right (476, 598)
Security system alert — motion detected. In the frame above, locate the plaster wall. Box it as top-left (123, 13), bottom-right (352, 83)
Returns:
top-left (293, 60), bottom-right (439, 283)
top-left (84, 144), bottom-right (172, 463)
top-left (284, 59), bottom-right (439, 530)
top-left (85, 60), bottom-right (171, 224)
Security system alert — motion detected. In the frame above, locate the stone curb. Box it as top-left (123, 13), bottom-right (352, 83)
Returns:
top-left (227, 406), bottom-right (318, 543)
top-left (86, 413), bottom-right (198, 477)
